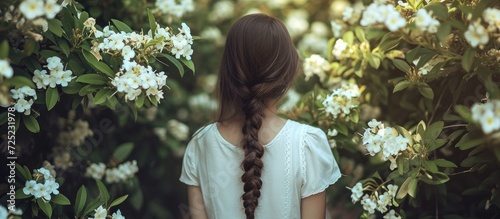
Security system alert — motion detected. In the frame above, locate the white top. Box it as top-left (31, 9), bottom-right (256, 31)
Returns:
top-left (179, 120), bottom-right (341, 219)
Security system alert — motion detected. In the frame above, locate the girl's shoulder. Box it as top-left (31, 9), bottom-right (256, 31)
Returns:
top-left (285, 119), bottom-right (327, 138)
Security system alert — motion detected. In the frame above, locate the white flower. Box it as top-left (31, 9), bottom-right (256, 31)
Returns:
top-left (23, 180), bottom-right (38, 196)
top-left (385, 11), bottom-right (406, 32)
top-left (36, 167), bottom-right (52, 180)
top-left (286, 10), bottom-right (309, 37)
top-left (46, 56), bottom-right (63, 70)
top-left (332, 39), bottom-right (348, 60)
top-left (44, 0), bottom-right (62, 19)
top-left (414, 9), bottom-right (440, 33)
top-left (93, 205), bottom-right (107, 219)
top-left (328, 129), bottom-right (339, 137)
top-left (322, 81), bottom-right (360, 118)
top-left (387, 184), bottom-right (398, 197)
top-left (121, 45), bottom-right (135, 61)
top-left (45, 180), bottom-right (60, 195)
top-left (14, 99), bottom-right (33, 115)
top-left (383, 209), bottom-right (401, 219)
top-left (33, 182), bottom-right (51, 200)
top-left (303, 54), bottom-right (330, 81)
top-left (209, 0), bottom-right (234, 21)
top-left (33, 69), bottom-right (49, 89)
top-left (368, 119), bottom-right (382, 128)
top-left (471, 100), bottom-right (500, 134)
top-left (360, 194), bottom-right (377, 214)
top-left (112, 210), bottom-right (125, 219)
top-left (85, 163), bottom-right (106, 180)
top-left (464, 20), bottom-right (490, 48)
top-left (479, 109), bottom-right (500, 134)
top-left (331, 21), bottom-right (343, 38)
top-left (84, 17), bottom-right (96, 29)
top-left (19, 0), bottom-right (45, 20)
top-left (58, 70), bottom-right (73, 87)
top-left (0, 59), bottom-right (13, 78)
top-left (483, 8), bottom-right (500, 30)
top-left (167, 119), bottom-right (190, 141)
top-left (105, 160), bottom-right (139, 183)
top-left (360, 3), bottom-right (380, 27)
top-left (350, 182), bottom-right (363, 202)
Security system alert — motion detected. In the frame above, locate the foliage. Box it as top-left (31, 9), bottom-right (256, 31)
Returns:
top-left (290, 0), bottom-right (500, 218)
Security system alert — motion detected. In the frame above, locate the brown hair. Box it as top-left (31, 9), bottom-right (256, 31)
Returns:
top-left (216, 14), bottom-right (299, 219)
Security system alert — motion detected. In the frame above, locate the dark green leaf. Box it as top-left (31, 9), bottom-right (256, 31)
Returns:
top-left (113, 142), bottom-right (134, 162)
top-left (420, 171), bottom-right (450, 185)
top-left (424, 121), bottom-right (444, 141)
top-left (93, 88), bottom-right (112, 105)
top-left (462, 47), bottom-right (475, 72)
top-left (454, 105), bottom-right (472, 123)
top-left (418, 83), bottom-right (434, 99)
top-left (378, 34), bottom-right (401, 51)
top-left (408, 177), bottom-right (418, 198)
top-left (51, 193), bottom-right (71, 205)
top-left (392, 59), bottom-right (410, 73)
top-left (425, 4), bottom-right (449, 19)
top-left (158, 53), bottom-right (185, 77)
top-left (181, 58), bottom-right (195, 74)
top-left (96, 179), bottom-right (110, 204)
top-left (75, 185), bottom-right (87, 216)
top-left (456, 133), bottom-right (486, 150)
top-left (15, 188), bottom-right (31, 199)
top-left (76, 74), bottom-right (108, 85)
top-left (111, 19), bottom-right (133, 33)
top-left (437, 23), bottom-right (452, 43)
top-left (48, 19), bottom-right (64, 37)
top-left (393, 80), bottom-right (412, 93)
top-left (37, 198), bottom-right (52, 218)
top-left (7, 76), bottom-right (36, 89)
top-left (46, 87), bottom-right (59, 111)
top-left (423, 160), bottom-right (438, 173)
top-left (23, 115), bottom-right (40, 133)
top-left (109, 195), bottom-right (128, 208)
top-left (434, 159), bottom-right (457, 168)
top-left (82, 49), bottom-right (115, 77)
top-left (0, 40), bottom-right (9, 59)
top-left (396, 176), bottom-right (413, 199)
top-left (15, 163), bottom-right (29, 181)
top-left (148, 9), bottom-right (156, 37)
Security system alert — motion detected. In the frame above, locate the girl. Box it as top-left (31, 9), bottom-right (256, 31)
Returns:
top-left (179, 13), bottom-right (341, 219)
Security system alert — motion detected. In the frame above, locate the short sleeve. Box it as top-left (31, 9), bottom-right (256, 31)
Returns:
top-left (300, 126), bottom-right (342, 198)
top-left (179, 140), bottom-right (199, 186)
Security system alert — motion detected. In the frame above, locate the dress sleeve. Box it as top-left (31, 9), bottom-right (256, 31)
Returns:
top-left (300, 126), bottom-right (342, 198)
top-left (179, 140), bottom-right (199, 186)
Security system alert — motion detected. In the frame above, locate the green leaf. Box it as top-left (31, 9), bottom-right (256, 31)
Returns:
top-left (57, 39), bottom-right (71, 57)
top-left (420, 171), bottom-right (450, 185)
top-left (408, 177), bottom-right (418, 198)
top-left (96, 179), bottom-right (110, 204)
top-left (0, 40), bottom-right (9, 59)
top-left (434, 159), bottom-right (457, 168)
top-left (437, 22), bottom-right (452, 43)
top-left (46, 87), bottom-right (59, 111)
top-left (37, 198), bottom-right (52, 218)
top-left (181, 58), bottom-right (195, 74)
top-left (82, 49), bottom-right (115, 77)
top-left (48, 19), bottom-right (64, 37)
top-left (7, 76), bottom-right (36, 89)
top-left (158, 53), bottom-right (185, 77)
top-left (418, 83), bottom-right (434, 99)
top-left (76, 74), bottom-right (108, 85)
top-left (342, 31), bottom-right (354, 46)
top-left (135, 93), bottom-right (145, 108)
top-left (393, 80), bottom-right (412, 93)
top-left (462, 47), bottom-right (475, 72)
top-left (15, 164), bottom-right (29, 180)
top-left (93, 88), bottom-right (112, 105)
top-left (423, 160), bottom-right (438, 173)
top-left (424, 121), bottom-right (444, 141)
top-left (23, 38), bottom-right (37, 57)
top-left (62, 81), bottom-right (85, 94)
top-left (454, 105), bottom-right (472, 123)
top-left (109, 195), bottom-right (128, 208)
top-left (354, 26), bottom-right (366, 42)
top-left (23, 165), bottom-right (32, 180)
top-left (111, 19), bottom-right (133, 33)
top-left (75, 185), bottom-right (87, 216)
top-left (148, 9), bottom-right (156, 37)
top-left (84, 197), bottom-right (103, 215)
top-left (23, 115), bottom-right (40, 133)
top-left (378, 34), bottom-right (401, 51)
top-left (113, 142), bottom-right (134, 162)
top-left (392, 59), bottom-right (410, 73)
top-left (456, 133), bottom-right (486, 150)
top-left (396, 176), bottom-right (414, 199)
top-left (51, 193), bottom-right (71, 205)
top-left (424, 3), bottom-right (448, 19)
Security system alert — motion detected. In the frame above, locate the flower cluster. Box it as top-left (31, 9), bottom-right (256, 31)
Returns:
top-left (10, 86), bottom-right (37, 115)
top-left (303, 54), bottom-right (330, 81)
top-left (298, 22), bottom-right (330, 55)
top-left (209, 1), bottom-right (235, 22)
top-left (332, 39), bottom-right (349, 60)
top-left (414, 9), bottom-right (440, 33)
top-left (360, 2), bottom-right (406, 32)
top-left (19, 0), bottom-right (63, 20)
top-left (0, 59), bottom-right (13, 78)
top-left (22, 167), bottom-right (60, 201)
top-left (155, 0), bottom-right (194, 19)
top-left (91, 205), bottom-right (125, 219)
top-left (464, 7), bottom-right (500, 48)
top-left (362, 119), bottom-right (410, 165)
top-left (350, 182), bottom-right (400, 217)
top-left (32, 56), bottom-right (74, 89)
top-left (286, 9), bottom-right (309, 38)
top-left (167, 119), bottom-right (190, 141)
top-left (85, 161), bottom-right (139, 184)
top-left (111, 60), bottom-right (168, 101)
top-left (471, 99), bottom-right (500, 134)
top-left (322, 81), bottom-right (360, 118)
top-left (56, 114), bottom-right (94, 147)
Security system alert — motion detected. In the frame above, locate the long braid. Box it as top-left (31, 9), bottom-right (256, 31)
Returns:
top-left (240, 88), bottom-right (265, 219)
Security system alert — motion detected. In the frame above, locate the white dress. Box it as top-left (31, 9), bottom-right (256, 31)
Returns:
top-left (179, 120), bottom-right (342, 219)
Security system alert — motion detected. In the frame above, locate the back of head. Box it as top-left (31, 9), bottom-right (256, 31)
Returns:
top-left (216, 13), bottom-right (299, 219)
